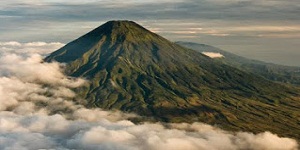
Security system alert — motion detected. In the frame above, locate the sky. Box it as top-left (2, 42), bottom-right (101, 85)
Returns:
top-left (0, 0), bottom-right (299, 66)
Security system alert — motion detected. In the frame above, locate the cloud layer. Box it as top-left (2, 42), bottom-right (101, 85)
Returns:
top-left (1, 113), bottom-right (298, 150)
top-left (0, 43), bottom-right (298, 149)
top-left (1, 0), bottom-right (299, 39)
top-left (0, 41), bottom-right (64, 56)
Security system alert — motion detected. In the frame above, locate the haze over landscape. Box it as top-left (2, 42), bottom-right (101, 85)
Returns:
top-left (0, 1), bottom-right (300, 150)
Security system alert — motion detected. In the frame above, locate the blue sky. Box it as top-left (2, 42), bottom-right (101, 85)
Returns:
top-left (0, 0), bottom-right (299, 66)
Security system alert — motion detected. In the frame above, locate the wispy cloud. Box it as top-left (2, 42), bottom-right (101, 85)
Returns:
top-left (1, 0), bottom-right (299, 40)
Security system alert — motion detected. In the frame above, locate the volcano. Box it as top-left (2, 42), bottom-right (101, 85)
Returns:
top-left (46, 20), bottom-right (300, 139)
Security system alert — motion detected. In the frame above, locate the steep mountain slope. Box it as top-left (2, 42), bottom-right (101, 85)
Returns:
top-left (45, 20), bottom-right (300, 140)
top-left (176, 41), bottom-right (300, 86)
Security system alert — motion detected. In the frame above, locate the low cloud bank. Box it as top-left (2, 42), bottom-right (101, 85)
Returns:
top-left (0, 41), bottom-right (64, 56)
top-left (1, 112), bottom-right (298, 150)
top-left (0, 42), bottom-right (298, 150)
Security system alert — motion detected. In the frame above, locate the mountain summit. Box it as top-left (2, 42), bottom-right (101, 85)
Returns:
top-left (47, 20), bottom-right (166, 63)
top-left (46, 20), bottom-right (300, 140)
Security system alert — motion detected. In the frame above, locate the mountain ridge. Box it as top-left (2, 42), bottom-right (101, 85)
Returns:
top-left (176, 41), bottom-right (300, 86)
top-left (46, 20), bottom-right (300, 140)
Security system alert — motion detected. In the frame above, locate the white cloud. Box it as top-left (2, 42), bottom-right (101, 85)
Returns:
top-left (0, 42), bottom-right (298, 150)
top-left (0, 41), bottom-right (64, 56)
top-left (202, 52), bottom-right (224, 58)
top-left (0, 112), bottom-right (298, 150)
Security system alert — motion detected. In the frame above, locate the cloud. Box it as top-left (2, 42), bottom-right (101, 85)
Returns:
top-left (202, 52), bottom-right (224, 58)
top-left (1, 0), bottom-right (299, 34)
top-left (0, 43), bottom-right (298, 149)
top-left (0, 54), bottom-right (86, 113)
top-left (0, 113), bottom-right (298, 150)
top-left (0, 41), bottom-right (64, 56)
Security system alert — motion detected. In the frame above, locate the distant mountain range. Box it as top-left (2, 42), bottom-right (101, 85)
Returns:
top-left (176, 41), bottom-right (300, 86)
top-left (45, 20), bottom-right (300, 140)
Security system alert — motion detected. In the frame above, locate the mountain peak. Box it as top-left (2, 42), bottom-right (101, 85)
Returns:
top-left (45, 20), bottom-right (166, 63)
top-left (104, 20), bottom-right (138, 26)
top-left (86, 20), bottom-right (156, 43)
top-left (98, 20), bottom-right (141, 32)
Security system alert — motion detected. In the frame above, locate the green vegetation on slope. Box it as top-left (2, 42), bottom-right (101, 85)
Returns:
top-left (46, 20), bottom-right (300, 140)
